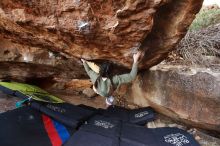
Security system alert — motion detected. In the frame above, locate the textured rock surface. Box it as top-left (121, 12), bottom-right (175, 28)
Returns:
top-left (82, 88), bottom-right (96, 98)
top-left (0, 61), bottom-right (86, 83)
top-left (193, 130), bottom-right (220, 146)
top-left (0, 91), bottom-right (19, 113)
top-left (0, 0), bottom-right (203, 70)
top-left (126, 64), bottom-right (220, 132)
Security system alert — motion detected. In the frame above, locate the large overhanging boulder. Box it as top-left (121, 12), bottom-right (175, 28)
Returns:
top-left (0, 0), bottom-right (203, 72)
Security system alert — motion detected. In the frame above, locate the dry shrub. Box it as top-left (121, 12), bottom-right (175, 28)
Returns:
top-left (176, 24), bottom-right (220, 66)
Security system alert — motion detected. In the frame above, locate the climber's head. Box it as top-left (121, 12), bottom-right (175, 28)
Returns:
top-left (99, 62), bottom-right (111, 78)
top-left (94, 62), bottom-right (111, 89)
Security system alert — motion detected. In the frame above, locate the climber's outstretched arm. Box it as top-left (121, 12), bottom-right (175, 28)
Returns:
top-left (81, 59), bottom-right (98, 84)
top-left (112, 51), bottom-right (141, 86)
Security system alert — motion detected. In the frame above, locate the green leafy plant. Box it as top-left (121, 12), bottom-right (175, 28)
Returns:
top-left (190, 8), bottom-right (220, 31)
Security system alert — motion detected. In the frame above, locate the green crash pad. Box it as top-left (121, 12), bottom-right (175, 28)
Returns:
top-left (0, 82), bottom-right (64, 103)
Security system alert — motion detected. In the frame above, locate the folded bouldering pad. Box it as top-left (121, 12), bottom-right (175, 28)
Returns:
top-left (0, 107), bottom-right (75, 146)
top-left (64, 115), bottom-right (121, 146)
top-left (120, 123), bottom-right (200, 146)
top-left (101, 106), bottom-right (155, 125)
top-left (30, 101), bottom-right (97, 128)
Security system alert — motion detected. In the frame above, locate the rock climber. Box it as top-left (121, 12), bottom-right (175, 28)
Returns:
top-left (81, 51), bottom-right (142, 106)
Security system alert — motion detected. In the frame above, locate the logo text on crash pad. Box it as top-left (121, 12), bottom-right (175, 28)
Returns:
top-left (164, 133), bottom-right (190, 146)
top-left (94, 120), bottom-right (115, 129)
top-left (46, 104), bottom-right (66, 113)
top-left (134, 111), bottom-right (149, 118)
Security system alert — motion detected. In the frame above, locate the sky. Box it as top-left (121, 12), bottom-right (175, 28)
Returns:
top-left (203, 0), bottom-right (220, 6)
